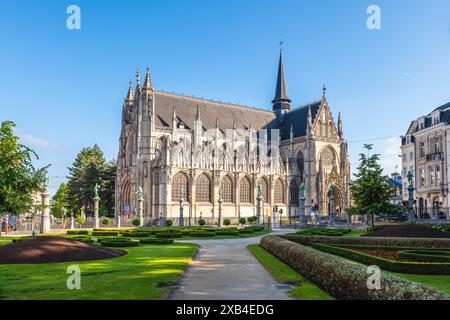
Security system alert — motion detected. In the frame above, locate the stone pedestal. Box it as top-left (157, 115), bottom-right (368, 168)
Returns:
top-left (94, 196), bottom-right (100, 229)
top-left (117, 214), bottom-right (121, 228)
top-left (299, 197), bottom-right (306, 226)
top-left (329, 195), bottom-right (335, 226)
top-left (218, 198), bottom-right (223, 228)
top-left (70, 214), bottom-right (75, 229)
top-left (271, 209), bottom-right (279, 230)
top-left (407, 185), bottom-right (415, 223)
top-left (179, 198), bottom-right (184, 227)
top-left (256, 195), bottom-right (263, 225)
top-left (40, 192), bottom-right (51, 234)
top-left (138, 197), bottom-right (144, 227)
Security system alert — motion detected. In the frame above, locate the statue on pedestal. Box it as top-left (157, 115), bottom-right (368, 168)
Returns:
top-left (94, 183), bottom-right (100, 198)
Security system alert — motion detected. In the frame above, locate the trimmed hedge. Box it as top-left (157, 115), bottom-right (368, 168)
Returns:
top-left (238, 228), bottom-right (255, 234)
top-left (122, 232), bottom-right (152, 238)
top-left (67, 230), bottom-right (89, 235)
top-left (260, 236), bottom-right (450, 300)
top-left (140, 238), bottom-right (174, 245)
top-left (312, 243), bottom-right (450, 275)
top-left (295, 228), bottom-right (351, 237)
top-left (216, 231), bottom-right (240, 236)
top-left (92, 231), bottom-right (119, 237)
top-left (101, 240), bottom-right (139, 247)
top-left (398, 249), bottom-right (450, 263)
top-left (282, 234), bottom-right (450, 249)
top-left (188, 231), bottom-right (216, 237)
top-left (155, 233), bottom-right (183, 239)
top-left (98, 237), bottom-right (132, 243)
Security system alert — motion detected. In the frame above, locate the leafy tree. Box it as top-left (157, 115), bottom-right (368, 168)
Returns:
top-left (349, 144), bottom-right (399, 230)
top-left (66, 145), bottom-right (116, 217)
top-left (0, 121), bottom-right (49, 215)
top-left (51, 183), bottom-right (69, 218)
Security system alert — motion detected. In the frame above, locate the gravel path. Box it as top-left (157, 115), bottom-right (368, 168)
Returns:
top-left (170, 230), bottom-right (294, 300)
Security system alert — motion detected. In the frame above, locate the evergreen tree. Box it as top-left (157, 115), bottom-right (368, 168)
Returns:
top-left (0, 121), bottom-right (49, 215)
top-left (101, 160), bottom-right (117, 217)
top-left (349, 144), bottom-right (398, 230)
top-left (51, 183), bottom-right (69, 218)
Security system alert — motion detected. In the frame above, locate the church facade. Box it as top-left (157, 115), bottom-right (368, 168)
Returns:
top-left (115, 52), bottom-right (351, 223)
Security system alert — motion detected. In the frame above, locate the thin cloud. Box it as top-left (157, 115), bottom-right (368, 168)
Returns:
top-left (18, 133), bottom-right (59, 149)
top-left (402, 72), bottom-right (417, 81)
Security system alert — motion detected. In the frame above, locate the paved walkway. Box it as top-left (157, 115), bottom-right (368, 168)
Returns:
top-left (170, 230), bottom-right (294, 300)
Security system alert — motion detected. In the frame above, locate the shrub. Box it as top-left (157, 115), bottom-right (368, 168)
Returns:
top-left (189, 231), bottom-right (216, 237)
top-left (216, 230), bottom-right (239, 236)
top-left (102, 218), bottom-right (110, 225)
top-left (282, 234), bottom-right (450, 249)
top-left (67, 230), bottom-right (89, 235)
top-left (198, 219), bottom-right (206, 226)
top-left (238, 228), bottom-right (254, 234)
top-left (312, 243), bottom-right (450, 275)
top-left (98, 237), bottom-right (131, 243)
top-left (76, 216), bottom-right (86, 224)
top-left (223, 218), bottom-right (231, 226)
top-left (155, 233), bottom-right (182, 239)
top-left (101, 240), bottom-right (139, 247)
top-left (72, 237), bottom-right (94, 244)
top-left (165, 219), bottom-right (173, 227)
top-left (140, 238), bottom-right (174, 245)
top-left (92, 231), bottom-right (119, 237)
top-left (239, 217), bottom-right (247, 225)
top-left (132, 219), bottom-right (141, 227)
top-left (260, 236), bottom-right (450, 300)
top-left (295, 228), bottom-right (351, 237)
top-left (123, 232), bottom-right (152, 238)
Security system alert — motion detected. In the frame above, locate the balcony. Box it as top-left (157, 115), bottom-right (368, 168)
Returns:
top-left (426, 152), bottom-right (444, 161)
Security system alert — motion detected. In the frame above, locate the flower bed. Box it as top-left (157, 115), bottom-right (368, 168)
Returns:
top-left (260, 236), bottom-right (450, 300)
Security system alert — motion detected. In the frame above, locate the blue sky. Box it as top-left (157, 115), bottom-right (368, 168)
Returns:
top-left (1, 0), bottom-right (449, 195)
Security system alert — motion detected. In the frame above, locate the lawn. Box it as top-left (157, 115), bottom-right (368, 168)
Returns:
top-left (247, 244), bottom-right (333, 300)
top-left (0, 243), bottom-right (198, 300)
top-left (344, 230), bottom-right (367, 237)
top-left (391, 273), bottom-right (450, 295)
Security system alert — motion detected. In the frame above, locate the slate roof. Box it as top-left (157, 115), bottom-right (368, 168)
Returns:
top-left (154, 91), bottom-right (276, 131)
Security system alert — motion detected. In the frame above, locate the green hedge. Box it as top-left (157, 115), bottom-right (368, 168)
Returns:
top-left (216, 231), bottom-right (240, 236)
top-left (282, 234), bottom-right (450, 249)
top-left (140, 239), bottom-right (175, 245)
top-left (312, 243), bottom-right (450, 275)
top-left (238, 228), bottom-right (254, 234)
top-left (398, 249), bottom-right (450, 263)
top-left (122, 232), bottom-right (152, 238)
top-left (295, 228), bottom-right (351, 237)
top-left (260, 236), bottom-right (450, 300)
top-left (92, 231), bottom-right (119, 237)
top-left (98, 237), bottom-right (132, 243)
top-left (155, 233), bottom-right (183, 239)
top-left (101, 240), bottom-right (139, 247)
top-left (188, 231), bottom-right (216, 237)
top-left (67, 230), bottom-right (89, 235)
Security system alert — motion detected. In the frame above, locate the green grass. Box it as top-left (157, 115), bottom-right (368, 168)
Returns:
top-left (0, 243), bottom-right (198, 300)
top-left (390, 273), bottom-right (450, 295)
top-left (247, 244), bottom-right (333, 300)
top-left (344, 230), bottom-right (367, 237)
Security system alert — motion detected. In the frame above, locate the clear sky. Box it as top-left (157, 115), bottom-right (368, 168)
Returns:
top-left (1, 0), bottom-right (449, 195)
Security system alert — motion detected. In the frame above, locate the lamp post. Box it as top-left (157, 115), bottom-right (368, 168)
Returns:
top-left (407, 171), bottom-right (415, 224)
top-left (218, 187), bottom-right (223, 228)
top-left (179, 187), bottom-right (185, 227)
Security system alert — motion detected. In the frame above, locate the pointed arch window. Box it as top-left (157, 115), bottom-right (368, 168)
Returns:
top-left (274, 179), bottom-right (285, 204)
top-left (196, 173), bottom-right (212, 203)
top-left (239, 176), bottom-right (252, 204)
top-left (290, 181), bottom-right (299, 204)
top-left (220, 175), bottom-right (233, 203)
top-left (172, 172), bottom-right (189, 202)
top-left (260, 178), bottom-right (269, 204)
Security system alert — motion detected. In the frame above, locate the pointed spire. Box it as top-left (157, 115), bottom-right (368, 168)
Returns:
top-left (216, 118), bottom-right (219, 129)
top-left (306, 106), bottom-right (313, 137)
top-left (136, 67), bottom-right (141, 86)
top-left (126, 81), bottom-right (134, 101)
top-left (272, 49), bottom-right (291, 111)
top-left (338, 112), bottom-right (343, 138)
top-left (144, 67), bottom-right (153, 90)
top-left (195, 105), bottom-right (201, 121)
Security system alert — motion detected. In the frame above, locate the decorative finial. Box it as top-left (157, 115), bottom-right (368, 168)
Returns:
top-left (322, 84), bottom-right (327, 98)
top-left (136, 67), bottom-right (140, 84)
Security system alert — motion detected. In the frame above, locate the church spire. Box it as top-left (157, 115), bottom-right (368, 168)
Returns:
top-left (144, 67), bottom-right (153, 90)
top-left (338, 112), bottom-right (343, 139)
top-left (126, 81), bottom-right (134, 101)
top-left (272, 49), bottom-right (291, 113)
top-left (196, 105), bottom-right (201, 121)
top-left (172, 106), bottom-right (177, 129)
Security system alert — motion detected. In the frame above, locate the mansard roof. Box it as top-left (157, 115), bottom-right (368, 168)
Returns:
top-left (154, 91), bottom-right (276, 131)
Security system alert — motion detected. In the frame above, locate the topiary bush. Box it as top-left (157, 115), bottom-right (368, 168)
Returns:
top-left (223, 218), bottom-right (231, 226)
top-left (76, 216), bottom-right (86, 224)
top-left (140, 238), bottom-right (174, 245)
top-left (239, 217), bottom-right (247, 225)
top-left (261, 236), bottom-right (450, 300)
top-left (102, 218), bottom-right (110, 225)
top-left (165, 219), bottom-right (173, 227)
top-left (132, 219), bottom-right (141, 227)
top-left (198, 219), bottom-right (206, 226)
top-left (67, 230), bottom-right (89, 235)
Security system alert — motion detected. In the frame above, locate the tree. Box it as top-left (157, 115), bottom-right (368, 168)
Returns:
top-left (349, 144), bottom-right (398, 230)
top-left (0, 121), bottom-right (49, 215)
top-left (51, 183), bottom-right (69, 218)
top-left (66, 145), bottom-right (116, 216)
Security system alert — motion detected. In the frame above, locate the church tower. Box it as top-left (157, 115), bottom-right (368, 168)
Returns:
top-left (272, 49), bottom-right (291, 120)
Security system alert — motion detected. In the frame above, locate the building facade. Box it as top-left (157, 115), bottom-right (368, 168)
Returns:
top-left (401, 102), bottom-right (450, 218)
top-left (115, 52), bottom-right (351, 222)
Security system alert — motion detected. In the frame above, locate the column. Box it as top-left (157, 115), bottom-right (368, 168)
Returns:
top-left (40, 192), bottom-right (51, 234)
top-left (138, 196), bottom-right (144, 227)
top-left (179, 197), bottom-right (184, 227)
top-left (408, 185), bottom-right (415, 223)
top-left (299, 196), bottom-right (306, 226)
top-left (256, 194), bottom-right (263, 225)
top-left (218, 196), bottom-right (223, 228)
top-left (329, 193), bottom-right (335, 226)
top-left (94, 196), bottom-right (100, 229)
